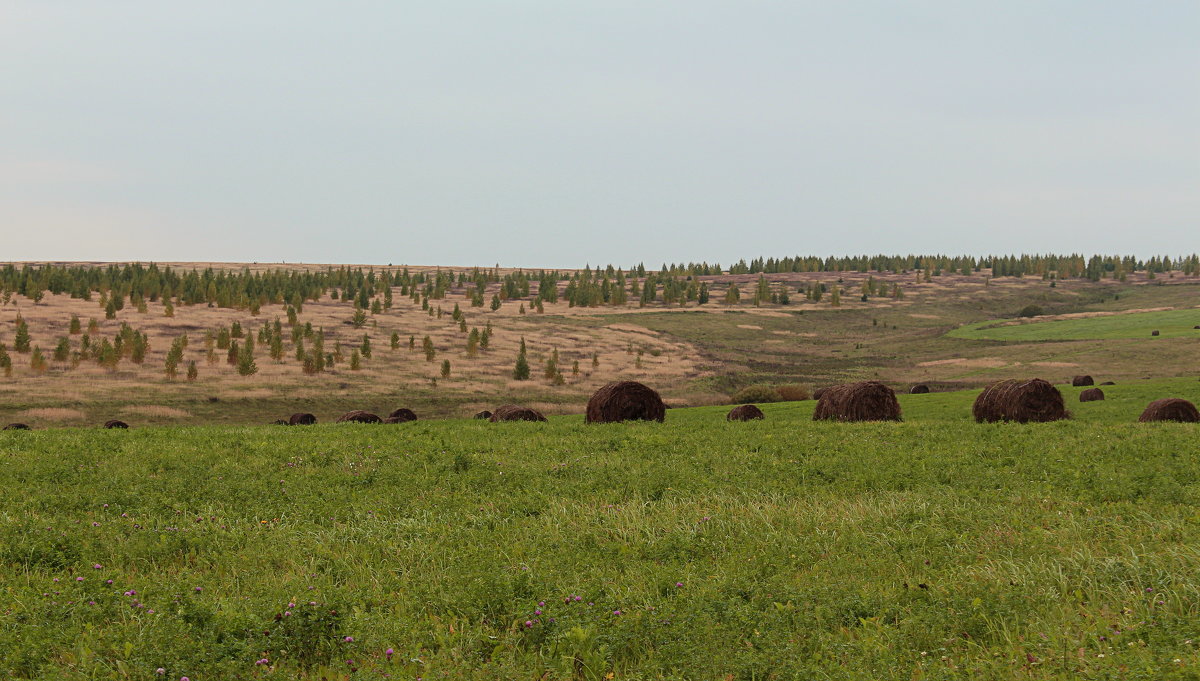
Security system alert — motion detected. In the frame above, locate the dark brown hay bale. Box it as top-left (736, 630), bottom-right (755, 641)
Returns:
top-left (972, 379), bottom-right (1068, 423)
top-left (3, 423), bottom-right (31, 430)
top-left (270, 419), bottom-right (290, 425)
top-left (1138, 398), bottom-right (1200, 423)
top-left (1078, 388), bottom-right (1105, 402)
top-left (473, 410), bottom-right (493, 420)
top-left (812, 387), bottom-right (829, 400)
top-left (1151, 330), bottom-right (1160, 336)
top-left (1193, 325), bottom-right (1200, 330)
top-left (489, 405), bottom-right (547, 422)
top-left (1071, 375), bottom-right (1094, 387)
top-left (727, 404), bottom-right (765, 421)
top-left (103, 420), bottom-right (129, 429)
top-left (336, 410), bottom-right (382, 424)
top-left (1099, 381), bottom-right (1115, 386)
top-left (909, 384), bottom-right (931, 394)
top-left (585, 381), bottom-right (666, 424)
top-left (288, 412), bottom-right (317, 426)
top-left (387, 408), bottom-right (417, 422)
top-left (812, 381), bottom-right (902, 422)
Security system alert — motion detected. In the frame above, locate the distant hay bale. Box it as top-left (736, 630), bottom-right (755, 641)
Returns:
top-left (288, 412), bottom-right (317, 426)
top-left (270, 419), bottom-right (290, 425)
top-left (1138, 398), bottom-right (1200, 423)
top-left (727, 404), bottom-right (765, 421)
top-left (812, 381), bottom-right (902, 422)
top-left (909, 384), bottom-right (931, 394)
top-left (1194, 325), bottom-right (1200, 330)
top-left (103, 419), bottom-right (130, 429)
top-left (586, 381), bottom-right (666, 424)
top-left (336, 410), bottom-right (382, 424)
top-left (1078, 388), bottom-right (1105, 402)
top-left (1071, 375), bottom-right (1094, 387)
top-left (387, 408), bottom-right (418, 422)
top-left (1099, 381), bottom-right (1115, 386)
top-left (972, 379), bottom-right (1068, 423)
top-left (489, 405), bottom-right (547, 422)
top-left (3, 423), bottom-right (31, 431)
top-left (473, 410), bottom-right (493, 420)
top-left (1151, 330), bottom-right (1160, 336)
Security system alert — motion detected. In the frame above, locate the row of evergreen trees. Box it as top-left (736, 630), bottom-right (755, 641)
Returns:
top-left (5, 253), bottom-right (1194, 314)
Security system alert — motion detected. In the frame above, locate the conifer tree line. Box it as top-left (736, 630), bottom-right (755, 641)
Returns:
top-left (1, 254), bottom-right (1195, 315)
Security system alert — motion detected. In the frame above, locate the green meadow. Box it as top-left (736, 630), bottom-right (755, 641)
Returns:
top-left (3, 379), bottom-right (1199, 680)
top-left (949, 309), bottom-right (1200, 342)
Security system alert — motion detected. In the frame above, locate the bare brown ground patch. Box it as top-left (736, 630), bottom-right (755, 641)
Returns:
top-left (16, 407), bottom-right (86, 421)
top-left (121, 405), bottom-right (192, 419)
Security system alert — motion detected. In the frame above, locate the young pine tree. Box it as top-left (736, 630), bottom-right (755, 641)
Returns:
top-left (0, 343), bottom-right (11, 377)
top-left (186, 360), bottom-right (198, 381)
top-left (512, 349), bottom-right (530, 381)
top-left (349, 349), bottom-right (361, 370)
top-left (53, 337), bottom-right (70, 362)
top-left (165, 338), bottom-right (184, 378)
top-left (440, 359), bottom-right (451, 378)
top-left (422, 335), bottom-right (435, 362)
top-left (466, 328), bottom-right (480, 358)
top-left (14, 316), bottom-right (31, 352)
top-left (390, 331), bottom-right (400, 350)
top-left (237, 338), bottom-right (258, 376)
top-left (30, 346), bottom-right (48, 374)
top-left (361, 334), bottom-right (372, 358)
top-left (69, 314), bottom-right (82, 334)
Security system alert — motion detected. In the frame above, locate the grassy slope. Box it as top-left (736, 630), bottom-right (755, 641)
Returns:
top-left (950, 309), bottom-right (1200, 341)
top-left (2, 380), bottom-right (1199, 680)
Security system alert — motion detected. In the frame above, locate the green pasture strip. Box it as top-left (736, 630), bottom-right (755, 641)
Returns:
top-left (949, 308), bottom-right (1200, 341)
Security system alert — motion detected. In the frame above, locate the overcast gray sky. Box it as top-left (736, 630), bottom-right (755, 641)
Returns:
top-left (2, 1), bottom-right (1197, 268)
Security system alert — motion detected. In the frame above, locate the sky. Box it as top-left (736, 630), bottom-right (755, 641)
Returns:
top-left (2, 1), bottom-right (1197, 269)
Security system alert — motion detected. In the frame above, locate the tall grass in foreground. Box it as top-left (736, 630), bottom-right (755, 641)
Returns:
top-left (1, 401), bottom-right (1198, 679)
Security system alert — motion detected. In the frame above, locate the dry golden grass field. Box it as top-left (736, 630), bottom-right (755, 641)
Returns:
top-left (1, 261), bottom-right (1197, 427)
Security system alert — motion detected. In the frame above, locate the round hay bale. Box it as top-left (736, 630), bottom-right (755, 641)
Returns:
top-left (1193, 325), bottom-right (1200, 330)
top-left (103, 420), bottom-right (130, 429)
top-left (288, 412), bottom-right (317, 426)
top-left (387, 408), bottom-right (417, 422)
top-left (3, 423), bottom-right (31, 431)
top-left (727, 404), bottom-right (765, 421)
top-left (972, 379), bottom-right (1068, 423)
top-left (909, 384), bottom-right (931, 394)
top-left (473, 410), bottom-right (493, 420)
top-left (1078, 388), bottom-right (1105, 402)
top-left (489, 405), bottom-right (547, 422)
top-left (1070, 375), bottom-right (1094, 387)
top-left (270, 419), bottom-right (290, 425)
top-left (1099, 381), bottom-right (1115, 386)
top-left (585, 381), bottom-right (666, 424)
top-left (1138, 398), bottom-right (1199, 423)
top-left (336, 410), bottom-right (382, 424)
top-left (812, 381), bottom-right (902, 422)
top-left (1151, 330), bottom-right (1160, 336)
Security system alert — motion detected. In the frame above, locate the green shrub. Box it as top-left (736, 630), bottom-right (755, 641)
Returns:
top-left (1018, 304), bottom-right (1044, 318)
top-left (731, 384), bottom-right (781, 404)
top-left (774, 384), bottom-right (811, 401)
